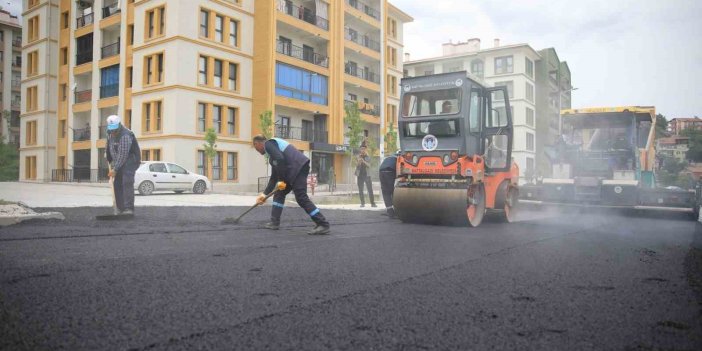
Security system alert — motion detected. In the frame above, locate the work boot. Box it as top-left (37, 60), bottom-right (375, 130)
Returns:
top-left (122, 209), bottom-right (134, 216)
top-left (371, 203), bottom-right (377, 208)
top-left (360, 204), bottom-right (365, 208)
top-left (307, 225), bottom-right (330, 235)
top-left (386, 207), bottom-right (397, 218)
top-left (263, 221), bottom-right (280, 230)
top-left (113, 208), bottom-right (122, 216)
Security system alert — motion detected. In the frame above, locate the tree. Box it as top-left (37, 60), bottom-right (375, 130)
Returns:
top-left (655, 113), bottom-right (669, 138)
top-left (344, 102), bottom-right (365, 189)
top-left (385, 122), bottom-right (398, 155)
top-left (203, 128), bottom-right (217, 189)
top-left (0, 141), bottom-right (19, 181)
top-left (681, 128), bottom-right (702, 162)
top-left (258, 110), bottom-right (273, 139)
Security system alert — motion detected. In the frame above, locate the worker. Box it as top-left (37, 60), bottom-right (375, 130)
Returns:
top-left (379, 153), bottom-right (398, 218)
top-left (355, 145), bottom-right (377, 208)
top-left (105, 115), bottom-right (141, 215)
top-left (252, 135), bottom-right (330, 235)
top-left (441, 100), bottom-right (452, 114)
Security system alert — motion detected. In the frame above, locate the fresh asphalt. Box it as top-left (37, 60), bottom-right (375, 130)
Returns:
top-left (1, 205), bottom-right (701, 350)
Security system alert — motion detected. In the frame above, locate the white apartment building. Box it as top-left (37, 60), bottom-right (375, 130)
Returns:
top-left (0, 10), bottom-right (22, 146)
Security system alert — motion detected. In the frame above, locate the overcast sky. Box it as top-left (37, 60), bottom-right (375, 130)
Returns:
top-left (392, 0), bottom-right (702, 119)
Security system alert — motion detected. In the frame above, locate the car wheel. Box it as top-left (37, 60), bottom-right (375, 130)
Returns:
top-left (174, 190), bottom-right (184, 194)
top-left (138, 181), bottom-right (154, 196)
top-left (193, 180), bottom-right (207, 194)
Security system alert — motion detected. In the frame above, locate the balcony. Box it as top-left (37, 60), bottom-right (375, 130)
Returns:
top-left (73, 127), bottom-right (91, 142)
top-left (11, 80), bottom-right (20, 91)
top-left (12, 37), bottom-right (21, 47)
top-left (76, 51), bottom-right (93, 65)
top-left (11, 101), bottom-right (20, 110)
top-left (99, 125), bottom-right (108, 139)
top-left (102, 3), bottom-right (120, 19)
top-left (276, 40), bottom-right (328, 68)
top-left (12, 60), bottom-right (21, 70)
top-left (345, 63), bottom-right (380, 84)
top-left (275, 125), bottom-right (328, 143)
top-left (99, 84), bottom-right (119, 98)
top-left (345, 100), bottom-right (379, 116)
top-left (74, 89), bottom-right (92, 103)
top-left (344, 27), bottom-right (380, 52)
top-left (278, 2), bottom-right (329, 31)
top-left (101, 41), bottom-right (120, 59)
top-left (77, 12), bottom-right (95, 28)
top-left (346, 0), bottom-right (380, 21)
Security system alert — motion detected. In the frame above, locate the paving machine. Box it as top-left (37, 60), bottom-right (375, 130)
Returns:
top-left (393, 72), bottom-right (519, 227)
top-left (521, 106), bottom-right (696, 214)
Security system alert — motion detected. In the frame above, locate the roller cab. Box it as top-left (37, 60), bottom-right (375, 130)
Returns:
top-left (393, 72), bottom-right (519, 227)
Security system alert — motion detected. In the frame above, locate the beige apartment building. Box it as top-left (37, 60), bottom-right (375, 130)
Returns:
top-left (20, 0), bottom-right (412, 190)
top-left (0, 10), bottom-right (22, 147)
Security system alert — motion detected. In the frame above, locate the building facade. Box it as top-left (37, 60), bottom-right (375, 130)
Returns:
top-left (669, 117), bottom-right (702, 135)
top-left (0, 10), bottom-right (22, 147)
top-left (404, 39), bottom-right (571, 182)
top-left (657, 136), bottom-right (689, 164)
top-left (20, 0), bottom-right (411, 188)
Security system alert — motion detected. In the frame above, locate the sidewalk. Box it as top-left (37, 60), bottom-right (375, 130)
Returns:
top-left (0, 182), bottom-right (385, 211)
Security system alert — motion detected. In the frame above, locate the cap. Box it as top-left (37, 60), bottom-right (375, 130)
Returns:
top-left (106, 115), bottom-right (121, 130)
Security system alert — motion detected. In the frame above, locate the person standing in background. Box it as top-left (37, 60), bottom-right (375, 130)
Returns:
top-left (356, 145), bottom-right (376, 208)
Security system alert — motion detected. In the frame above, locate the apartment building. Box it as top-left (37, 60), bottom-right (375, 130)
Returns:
top-left (657, 136), bottom-right (689, 164)
top-left (0, 10), bottom-right (22, 147)
top-left (669, 117), bottom-right (702, 135)
top-left (254, 0), bottom-right (412, 184)
top-left (21, 0), bottom-right (411, 188)
top-left (403, 39), bottom-right (572, 182)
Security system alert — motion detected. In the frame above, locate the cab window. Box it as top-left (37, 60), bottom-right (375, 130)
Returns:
top-left (402, 88), bottom-right (462, 117)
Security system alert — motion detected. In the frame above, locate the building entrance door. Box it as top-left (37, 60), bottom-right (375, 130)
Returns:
top-left (311, 152), bottom-right (332, 184)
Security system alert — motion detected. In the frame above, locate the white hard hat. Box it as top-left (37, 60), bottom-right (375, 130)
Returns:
top-left (106, 115), bottom-right (121, 130)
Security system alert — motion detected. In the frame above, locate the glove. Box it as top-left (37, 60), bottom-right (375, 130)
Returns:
top-left (276, 181), bottom-right (287, 191)
top-left (108, 169), bottom-right (115, 178)
top-left (256, 193), bottom-right (267, 205)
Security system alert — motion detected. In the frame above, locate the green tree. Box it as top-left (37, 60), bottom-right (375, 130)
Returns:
top-left (385, 123), bottom-right (398, 155)
top-left (655, 113), bottom-right (669, 138)
top-left (681, 128), bottom-right (702, 162)
top-left (258, 110), bottom-right (273, 139)
top-left (203, 128), bottom-right (217, 189)
top-left (344, 102), bottom-right (365, 187)
top-left (0, 141), bottom-right (19, 181)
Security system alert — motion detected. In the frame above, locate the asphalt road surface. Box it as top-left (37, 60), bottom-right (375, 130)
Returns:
top-left (1, 205), bottom-right (702, 350)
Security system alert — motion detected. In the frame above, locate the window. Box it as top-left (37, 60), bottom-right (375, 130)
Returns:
top-left (387, 18), bottom-right (397, 39)
top-left (28, 16), bottom-right (39, 42)
top-left (199, 10), bottom-right (209, 37)
top-left (60, 48), bottom-right (68, 65)
top-left (494, 55), bottom-right (513, 74)
top-left (148, 162), bottom-right (167, 172)
top-left (124, 109), bottom-right (132, 128)
top-left (526, 132), bottom-right (534, 151)
top-left (212, 151), bottom-right (222, 180)
top-left (27, 51), bottom-right (39, 76)
top-left (127, 67), bottom-right (133, 88)
top-left (387, 46), bottom-right (397, 67)
top-left (142, 100), bottom-right (163, 133)
top-left (197, 151), bottom-right (207, 176)
top-left (143, 52), bottom-right (164, 86)
top-left (26, 86), bottom-right (38, 111)
top-left (60, 84), bottom-right (67, 101)
top-left (212, 105), bottom-right (222, 133)
top-left (526, 82), bottom-right (534, 102)
top-left (145, 5), bottom-right (166, 40)
top-left (59, 120), bottom-right (66, 139)
top-left (526, 107), bottom-right (534, 127)
top-left (199, 56), bottom-right (208, 85)
top-left (127, 25), bottom-right (134, 45)
top-left (275, 62), bottom-right (328, 105)
top-left (526, 157), bottom-right (534, 177)
top-left (215, 15), bottom-right (224, 42)
top-left (29, 0), bottom-right (40, 9)
top-left (229, 20), bottom-right (238, 46)
top-left (26, 121), bottom-right (37, 145)
top-left (167, 163), bottom-right (187, 174)
top-left (198, 103), bottom-right (207, 132)
top-left (227, 107), bottom-right (237, 135)
top-left (401, 88), bottom-right (462, 117)
top-left (494, 81), bottom-right (513, 99)
top-left (199, 55), bottom-right (238, 91)
top-left (25, 156), bottom-right (37, 180)
top-left (472, 60), bottom-right (484, 77)
top-left (386, 104), bottom-right (397, 126)
top-left (227, 152), bottom-right (237, 180)
top-left (61, 11), bottom-right (69, 29)
top-left (387, 75), bottom-right (397, 96)
top-left (525, 57), bottom-right (534, 78)
top-left (100, 65), bottom-right (120, 98)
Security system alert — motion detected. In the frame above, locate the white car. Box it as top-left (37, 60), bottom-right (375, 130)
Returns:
top-left (134, 161), bottom-right (211, 195)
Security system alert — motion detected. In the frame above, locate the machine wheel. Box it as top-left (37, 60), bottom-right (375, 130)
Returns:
top-left (499, 187), bottom-right (519, 223)
top-left (466, 184), bottom-right (486, 227)
top-left (138, 181), bottom-right (154, 196)
top-left (193, 180), bottom-right (207, 194)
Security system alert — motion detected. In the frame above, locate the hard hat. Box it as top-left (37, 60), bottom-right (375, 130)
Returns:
top-left (106, 115), bottom-right (121, 130)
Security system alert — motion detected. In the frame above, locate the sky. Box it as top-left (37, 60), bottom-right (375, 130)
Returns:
top-left (392, 0), bottom-right (702, 119)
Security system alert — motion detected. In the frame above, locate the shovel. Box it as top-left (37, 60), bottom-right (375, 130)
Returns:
top-left (96, 167), bottom-right (134, 220)
top-left (222, 190), bottom-right (278, 225)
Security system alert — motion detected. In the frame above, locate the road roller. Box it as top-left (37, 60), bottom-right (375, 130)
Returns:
top-left (393, 71), bottom-right (519, 227)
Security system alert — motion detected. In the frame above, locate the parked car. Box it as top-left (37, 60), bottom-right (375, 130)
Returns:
top-left (134, 162), bottom-right (211, 195)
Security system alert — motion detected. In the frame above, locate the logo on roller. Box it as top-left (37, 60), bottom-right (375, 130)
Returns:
top-left (422, 134), bottom-right (438, 151)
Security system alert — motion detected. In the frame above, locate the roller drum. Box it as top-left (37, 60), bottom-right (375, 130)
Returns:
top-left (393, 186), bottom-right (469, 225)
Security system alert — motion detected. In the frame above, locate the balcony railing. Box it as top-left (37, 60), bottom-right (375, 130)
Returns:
top-left (52, 168), bottom-right (109, 183)
top-left (101, 41), bottom-right (120, 58)
top-left (73, 127), bottom-right (91, 142)
top-left (102, 4), bottom-right (121, 19)
top-left (346, 0), bottom-right (381, 21)
top-left (11, 80), bottom-right (20, 90)
top-left (344, 63), bottom-right (380, 84)
top-left (344, 27), bottom-right (381, 52)
top-left (345, 100), bottom-right (379, 116)
top-left (100, 84), bottom-right (119, 98)
top-left (275, 125), bottom-right (328, 143)
top-left (278, 2), bottom-right (329, 31)
top-left (11, 101), bottom-right (20, 110)
top-left (74, 89), bottom-right (92, 103)
top-left (276, 40), bottom-right (329, 68)
top-left (76, 12), bottom-right (94, 28)
top-left (12, 61), bottom-right (21, 69)
top-left (76, 51), bottom-right (93, 65)
top-left (12, 37), bottom-right (21, 47)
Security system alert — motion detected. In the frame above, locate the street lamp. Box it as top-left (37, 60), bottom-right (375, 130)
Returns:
top-left (558, 86), bottom-right (578, 137)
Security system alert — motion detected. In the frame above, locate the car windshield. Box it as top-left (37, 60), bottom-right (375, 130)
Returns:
top-left (402, 120), bottom-right (459, 138)
top-left (402, 88), bottom-right (462, 117)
